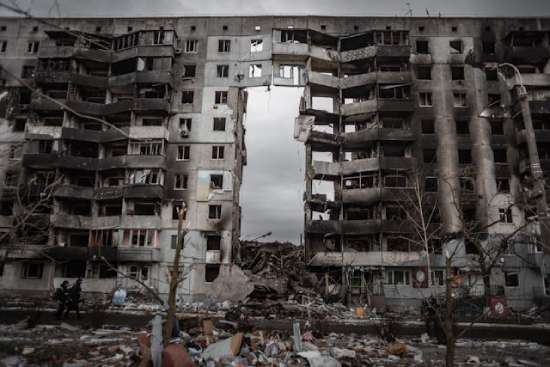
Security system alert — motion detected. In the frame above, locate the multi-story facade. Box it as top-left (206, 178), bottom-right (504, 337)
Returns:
top-left (1, 16), bottom-right (550, 309)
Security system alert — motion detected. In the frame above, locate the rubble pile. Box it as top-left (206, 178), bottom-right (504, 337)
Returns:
top-left (0, 321), bottom-right (139, 366)
top-left (240, 241), bottom-right (319, 301)
top-left (2, 314), bottom-right (550, 366)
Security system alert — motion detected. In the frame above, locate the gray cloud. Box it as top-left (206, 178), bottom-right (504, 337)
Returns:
top-left (1, 0), bottom-right (550, 17)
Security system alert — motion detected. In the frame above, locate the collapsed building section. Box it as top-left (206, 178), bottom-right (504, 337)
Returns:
top-left (282, 21), bottom-right (550, 310)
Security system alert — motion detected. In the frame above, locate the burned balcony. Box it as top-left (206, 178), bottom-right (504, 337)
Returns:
top-left (503, 30), bottom-right (550, 65)
top-left (311, 156), bottom-right (414, 178)
top-left (54, 184), bottom-right (94, 200)
top-left (66, 97), bottom-right (171, 116)
top-left (118, 247), bottom-right (161, 262)
top-left (307, 70), bottom-right (411, 92)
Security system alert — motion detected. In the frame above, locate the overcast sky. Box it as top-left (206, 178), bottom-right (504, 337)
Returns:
top-left (1, 0), bottom-right (550, 17)
top-left (2, 0), bottom-right (550, 242)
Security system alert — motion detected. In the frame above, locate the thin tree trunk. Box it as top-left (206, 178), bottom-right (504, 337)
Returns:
top-left (164, 207), bottom-right (185, 342)
top-left (445, 255), bottom-right (456, 367)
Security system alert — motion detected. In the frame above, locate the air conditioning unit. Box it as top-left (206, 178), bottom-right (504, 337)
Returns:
top-left (180, 129), bottom-right (189, 138)
top-left (174, 48), bottom-right (183, 55)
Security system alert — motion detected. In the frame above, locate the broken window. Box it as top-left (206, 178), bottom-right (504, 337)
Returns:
top-left (484, 69), bottom-right (498, 82)
top-left (381, 118), bottom-right (406, 129)
top-left (185, 39), bottom-right (198, 53)
top-left (421, 119), bottom-right (435, 134)
top-left (205, 264), bottom-right (220, 283)
top-left (425, 177), bottom-right (438, 192)
top-left (460, 177), bottom-right (475, 193)
top-left (488, 93), bottom-right (500, 106)
top-left (177, 145), bottom-right (190, 160)
top-left (416, 40), bottom-right (429, 54)
top-left (212, 145), bottom-right (225, 160)
top-left (449, 39), bottom-right (463, 54)
top-left (181, 90), bottom-right (194, 104)
top-left (385, 206), bottom-right (407, 220)
top-left (133, 201), bottom-right (158, 216)
top-left (423, 149), bottom-right (437, 163)
top-left (378, 85), bottom-right (409, 99)
top-left (21, 65), bottom-right (35, 79)
top-left (90, 230), bottom-right (117, 247)
top-left (0, 200), bottom-right (14, 216)
top-left (170, 235), bottom-right (183, 249)
top-left (345, 207), bottom-right (378, 220)
top-left (385, 269), bottom-right (411, 285)
top-left (174, 174), bottom-right (188, 190)
top-left (182, 64), bottom-right (196, 78)
top-left (455, 119), bottom-right (469, 135)
top-left (384, 174), bottom-right (408, 188)
top-left (129, 169), bottom-right (163, 185)
top-left (416, 65), bottom-right (431, 80)
top-left (210, 174), bottom-right (223, 189)
top-left (250, 39), bottom-right (263, 52)
top-left (13, 118), bottom-right (25, 132)
top-left (249, 64), bottom-right (262, 78)
top-left (216, 64), bottom-right (229, 78)
top-left (419, 92), bottom-right (432, 107)
top-left (482, 41), bottom-right (496, 54)
top-left (458, 149), bottom-right (472, 164)
top-left (129, 265), bottom-right (150, 282)
top-left (4, 170), bottom-right (18, 187)
top-left (213, 117), bottom-right (226, 131)
top-left (493, 149), bottom-right (507, 163)
top-left (215, 91), bottom-right (228, 104)
top-left (504, 271), bottom-right (519, 287)
top-left (143, 118), bottom-right (163, 126)
top-left (127, 229), bottom-right (156, 247)
top-left (453, 92), bottom-right (467, 107)
top-left (0, 40), bottom-right (7, 53)
top-left (497, 178), bottom-right (510, 193)
top-left (208, 205), bottom-right (222, 219)
top-left (26, 41), bottom-right (39, 54)
top-left (172, 201), bottom-right (187, 220)
top-left (431, 270), bottom-right (445, 286)
top-left (179, 118), bottom-right (192, 133)
top-left (218, 39), bottom-right (231, 52)
top-left (207, 235), bottom-right (221, 251)
top-left (21, 263), bottom-right (44, 279)
top-left (38, 140), bottom-right (53, 154)
top-left (499, 207), bottom-right (513, 223)
top-left (131, 141), bottom-right (163, 156)
top-left (451, 66), bottom-right (465, 80)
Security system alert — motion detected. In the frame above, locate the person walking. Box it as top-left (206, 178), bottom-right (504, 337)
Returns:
top-left (54, 281), bottom-right (69, 320)
top-left (65, 278), bottom-right (83, 319)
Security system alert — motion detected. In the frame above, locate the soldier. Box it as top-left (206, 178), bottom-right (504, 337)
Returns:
top-left (54, 281), bottom-right (69, 320)
top-left (65, 278), bottom-right (83, 319)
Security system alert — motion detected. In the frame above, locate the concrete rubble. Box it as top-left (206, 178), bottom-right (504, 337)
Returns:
top-left (2, 316), bottom-right (550, 367)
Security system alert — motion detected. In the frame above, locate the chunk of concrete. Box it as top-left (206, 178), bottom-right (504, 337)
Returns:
top-left (298, 351), bottom-right (341, 367)
top-left (201, 333), bottom-right (243, 361)
top-left (210, 265), bottom-right (254, 302)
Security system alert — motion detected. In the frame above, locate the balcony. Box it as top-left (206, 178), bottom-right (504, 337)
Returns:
top-left (95, 187), bottom-right (124, 200)
top-left (342, 187), bottom-right (411, 205)
top-left (311, 157), bottom-right (414, 178)
top-left (110, 71), bottom-right (173, 88)
top-left (26, 124), bottom-right (62, 139)
top-left (99, 155), bottom-right (167, 170)
top-left (125, 184), bottom-right (164, 199)
top-left (305, 219), bottom-right (412, 235)
top-left (504, 46), bottom-right (550, 65)
top-left (309, 251), bottom-right (422, 267)
top-left (118, 247), bottom-right (161, 262)
top-left (51, 214), bottom-right (93, 229)
top-left (66, 98), bottom-right (171, 116)
top-left (340, 99), bottom-right (414, 116)
top-left (340, 45), bottom-right (410, 63)
top-left (54, 185), bottom-right (94, 200)
top-left (272, 42), bottom-right (338, 64)
top-left (344, 127), bottom-right (414, 148)
top-left (29, 98), bottom-right (65, 112)
top-left (307, 71), bottom-right (411, 91)
top-left (529, 100), bottom-right (550, 115)
top-left (22, 153), bottom-right (97, 171)
top-left (121, 215), bottom-right (161, 229)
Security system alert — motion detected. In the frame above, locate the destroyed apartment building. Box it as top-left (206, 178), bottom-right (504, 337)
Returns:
top-left (1, 16), bottom-right (550, 309)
